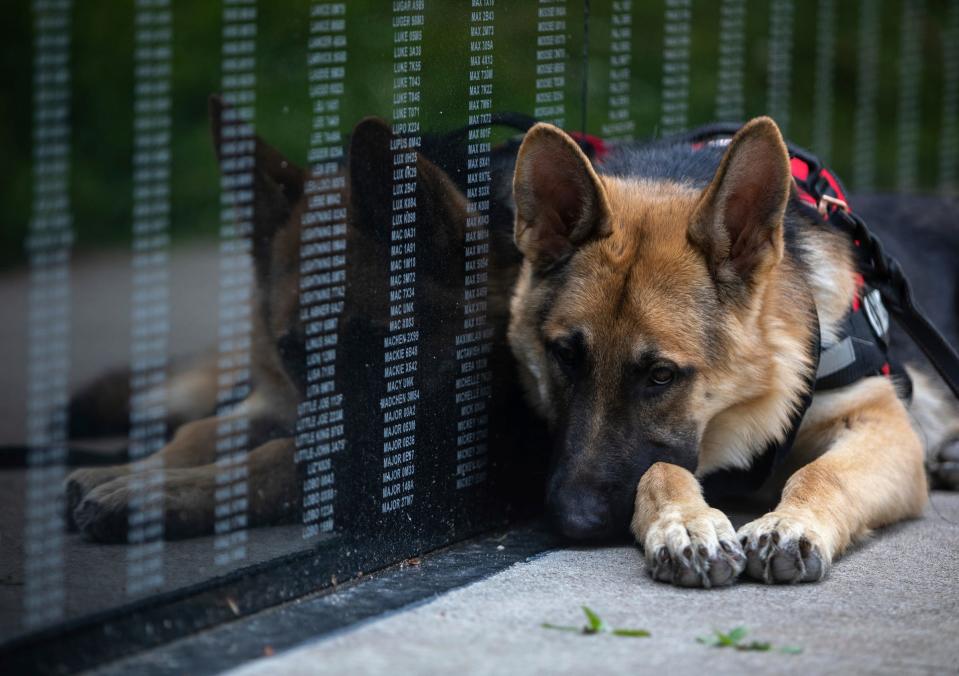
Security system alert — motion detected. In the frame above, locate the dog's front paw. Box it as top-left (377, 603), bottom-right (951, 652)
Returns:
top-left (75, 470), bottom-right (215, 542)
top-left (65, 467), bottom-right (128, 530)
top-left (73, 477), bottom-right (132, 543)
top-left (930, 437), bottom-right (959, 490)
top-left (642, 506), bottom-right (745, 588)
top-left (737, 512), bottom-right (830, 584)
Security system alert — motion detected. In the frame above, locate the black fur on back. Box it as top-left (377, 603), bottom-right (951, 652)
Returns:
top-left (597, 138), bottom-right (814, 276)
top-left (599, 140), bottom-right (727, 188)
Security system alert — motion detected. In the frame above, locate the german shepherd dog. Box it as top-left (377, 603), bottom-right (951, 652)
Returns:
top-left (508, 117), bottom-right (959, 587)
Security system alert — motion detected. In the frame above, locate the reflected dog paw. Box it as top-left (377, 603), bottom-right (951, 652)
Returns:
top-left (74, 469), bottom-right (215, 543)
top-left (737, 512), bottom-right (829, 584)
top-left (642, 507), bottom-right (745, 588)
top-left (73, 478), bottom-right (131, 543)
top-left (65, 467), bottom-right (128, 531)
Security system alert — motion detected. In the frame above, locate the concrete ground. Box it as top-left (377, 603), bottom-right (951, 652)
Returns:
top-left (225, 491), bottom-right (959, 676)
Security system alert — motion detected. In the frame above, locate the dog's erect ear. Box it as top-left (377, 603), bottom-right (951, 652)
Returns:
top-left (512, 123), bottom-right (612, 269)
top-left (209, 95), bottom-right (304, 251)
top-left (688, 116), bottom-right (791, 291)
top-left (348, 116), bottom-right (468, 290)
top-left (347, 117), bottom-right (395, 240)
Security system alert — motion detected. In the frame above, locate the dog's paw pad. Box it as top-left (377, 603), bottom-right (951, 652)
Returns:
top-left (643, 508), bottom-right (745, 588)
top-left (738, 514), bottom-right (829, 584)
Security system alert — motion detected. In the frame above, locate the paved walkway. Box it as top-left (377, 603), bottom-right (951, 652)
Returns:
top-left (226, 492), bottom-right (959, 676)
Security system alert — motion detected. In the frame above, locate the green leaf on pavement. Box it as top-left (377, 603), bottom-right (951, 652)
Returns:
top-left (737, 641), bottom-right (772, 652)
top-left (542, 608), bottom-right (649, 638)
top-left (698, 626), bottom-right (802, 655)
top-left (581, 606), bottom-right (607, 633)
top-left (727, 626), bottom-right (748, 644)
top-left (611, 628), bottom-right (651, 638)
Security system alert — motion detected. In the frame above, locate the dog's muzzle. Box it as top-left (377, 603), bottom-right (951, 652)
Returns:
top-left (547, 485), bottom-right (625, 541)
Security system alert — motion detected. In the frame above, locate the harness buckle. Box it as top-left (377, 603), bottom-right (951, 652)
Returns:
top-left (818, 193), bottom-right (848, 218)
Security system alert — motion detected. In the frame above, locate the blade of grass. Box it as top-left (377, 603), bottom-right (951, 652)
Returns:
top-left (581, 606), bottom-right (608, 633)
top-left (611, 628), bottom-right (651, 638)
top-left (541, 623), bottom-right (581, 633)
top-left (698, 626), bottom-right (803, 655)
top-left (737, 641), bottom-right (772, 652)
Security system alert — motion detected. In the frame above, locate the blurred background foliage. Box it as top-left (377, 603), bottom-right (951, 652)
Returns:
top-left (0, 0), bottom-right (954, 270)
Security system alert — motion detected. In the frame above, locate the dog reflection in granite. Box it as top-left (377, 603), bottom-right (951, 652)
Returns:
top-left (64, 98), bottom-right (494, 542)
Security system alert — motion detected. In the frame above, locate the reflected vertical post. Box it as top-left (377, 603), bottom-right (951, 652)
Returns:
top-left (715, 0), bottom-right (745, 123)
top-left (661, 0), bottom-right (691, 136)
top-left (453, 0), bottom-right (496, 493)
top-left (214, 0), bottom-right (257, 565)
top-left (24, 0), bottom-right (73, 630)
top-left (853, 0), bottom-right (880, 192)
top-left (381, 0), bottom-right (425, 516)
top-left (812, 0), bottom-right (835, 160)
top-left (126, 0), bottom-right (172, 596)
top-left (896, 0), bottom-right (923, 193)
top-left (602, 0), bottom-right (634, 140)
top-left (296, 1), bottom-right (348, 539)
top-left (767, 0), bottom-right (794, 135)
top-left (536, 0), bottom-right (567, 127)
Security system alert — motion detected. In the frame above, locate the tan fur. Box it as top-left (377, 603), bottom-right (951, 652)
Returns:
top-left (511, 117), bottom-right (929, 585)
top-left (633, 462), bottom-right (745, 587)
top-left (510, 120), bottom-right (819, 468)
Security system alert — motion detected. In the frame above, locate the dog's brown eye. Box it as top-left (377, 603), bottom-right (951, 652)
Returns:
top-left (649, 366), bottom-right (675, 386)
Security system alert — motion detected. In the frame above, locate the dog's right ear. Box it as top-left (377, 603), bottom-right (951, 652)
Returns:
top-left (688, 116), bottom-right (791, 295)
top-left (512, 123), bottom-right (612, 270)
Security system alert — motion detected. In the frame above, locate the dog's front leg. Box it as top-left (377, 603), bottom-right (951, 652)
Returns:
top-left (632, 462), bottom-right (746, 587)
top-left (66, 392), bottom-right (290, 522)
top-left (738, 379), bottom-right (927, 584)
top-left (73, 437), bottom-right (300, 542)
top-left (65, 413), bottom-right (227, 521)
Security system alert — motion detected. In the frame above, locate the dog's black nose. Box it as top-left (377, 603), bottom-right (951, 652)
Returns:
top-left (549, 489), bottom-right (615, 541)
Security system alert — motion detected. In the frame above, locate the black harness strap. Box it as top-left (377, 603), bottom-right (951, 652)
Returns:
top-left (677, 122), bottom-right (959, 401)
top-left (830, 207), bottom-right (959, 400)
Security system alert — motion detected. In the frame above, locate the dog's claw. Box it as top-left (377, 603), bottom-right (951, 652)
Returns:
top-left (738, 512), bottom-right (829, 584)
top-left (641, 507), bottom-right (746, 588)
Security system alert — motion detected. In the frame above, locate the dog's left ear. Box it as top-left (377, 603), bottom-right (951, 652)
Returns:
top-left (209, 95), bottom-right (305, 249)
top-left (513, 123), bottom-right (612, 270)
top-left (689, 116), bottom-right (791, 292)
